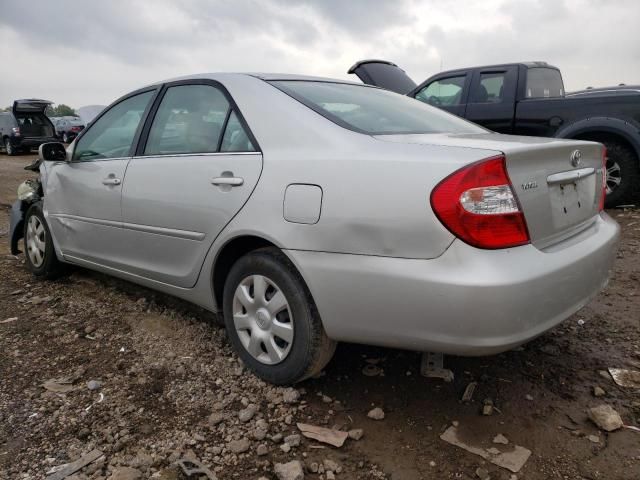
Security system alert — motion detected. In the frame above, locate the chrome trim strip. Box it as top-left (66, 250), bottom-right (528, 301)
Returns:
top-left (547, 167), bottom-right (596, 185)
top-left (50, 213), bottom-right (120, 229)
top-left (49, 213), bottom-right (205, 240)
top-left (121, 222), bottom-right (205, 241)
top-left (133, 152), bottom-right (261, 159)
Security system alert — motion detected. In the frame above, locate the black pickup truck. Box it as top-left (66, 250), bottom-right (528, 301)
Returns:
top-left (349, 60), bottom-right (640, 207)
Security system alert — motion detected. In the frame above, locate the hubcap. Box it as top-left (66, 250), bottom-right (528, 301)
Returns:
top-left (605, 157), bottom-right (622, 195)
top-left (232, 274), bottom-right (294, 365)
top-left (26, 215), bottom-right (46, 267)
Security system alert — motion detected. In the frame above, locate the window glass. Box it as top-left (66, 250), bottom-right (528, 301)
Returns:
top-left (525, 68), bottom-right (564, 98)
top-left (144, 85), bottom-right (230, 155)
top-left (474, 73), bottom-right (506, 103)
top-left (415, 76), bottom-right (466, 106)
top-left (271, 81), bottom-right (484, 135)
top-left (221, 111), bottom-right (256, 152)
top-left (73, 91), bottom-right (153, 161)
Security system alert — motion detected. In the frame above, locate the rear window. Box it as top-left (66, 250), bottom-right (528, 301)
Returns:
top-left (525, 68), bottom-right (564, 98)
top-left (270, 80), bottom-right (485, 135)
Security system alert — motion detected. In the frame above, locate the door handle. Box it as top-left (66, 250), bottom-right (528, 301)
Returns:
top-left (211, 176), bottom-right (244, 186)
top-left (102, 177), bottom-right (122, 186)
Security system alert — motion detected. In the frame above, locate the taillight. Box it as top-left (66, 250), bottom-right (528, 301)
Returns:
top-left (11, 127), bottom-right (20, 136)
top-left (599, 146), bottom-right (607, 211)
top-left (430, 155), bottom-right (530, 249)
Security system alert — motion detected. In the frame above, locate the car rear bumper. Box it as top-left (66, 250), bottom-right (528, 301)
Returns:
top-left (10, 136), bottom-right (58, 148)
top-left (285, 212), bottom-right (620, 355)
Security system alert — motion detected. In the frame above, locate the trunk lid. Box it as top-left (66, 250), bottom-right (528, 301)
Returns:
top-left (13, 99), bottom-right (53, 114)
top-left (348, 60), bottom-right (417, 95)
top-left (375, 133), bottom-right (604, 249)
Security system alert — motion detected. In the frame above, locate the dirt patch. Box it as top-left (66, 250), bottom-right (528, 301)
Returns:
top-left (1, 154), bottom-right (639, 479)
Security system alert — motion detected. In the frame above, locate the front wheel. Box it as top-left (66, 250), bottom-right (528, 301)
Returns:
top-left (223, 248), bottom-right (336, 385)
top-left (23, 204), bottom-right (67, 279)
top-left (603, 141), bottom-right (640, 207)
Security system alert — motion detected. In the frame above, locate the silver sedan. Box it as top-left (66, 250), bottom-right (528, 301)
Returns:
top-left (10, 73), bottom-right (619, 384)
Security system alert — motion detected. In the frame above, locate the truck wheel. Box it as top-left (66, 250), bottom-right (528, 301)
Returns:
top-left (23, 204), bottom-right (67, 279)
top-left (603, 141), bottom-right (640, 208)
top-left (5, 138), bottom-right (16, 156)
top-left (223, 247), bottom-right (336, 385)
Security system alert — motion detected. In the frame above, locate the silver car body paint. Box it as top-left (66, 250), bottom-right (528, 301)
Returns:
top-left (39, 72), bottom-right (619, 356)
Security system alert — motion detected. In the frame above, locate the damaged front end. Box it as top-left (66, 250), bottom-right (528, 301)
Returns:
top-left (9, 159), bottom-right (43, 254)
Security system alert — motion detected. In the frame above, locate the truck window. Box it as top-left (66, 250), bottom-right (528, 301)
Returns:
top-left (473, 72), bottom-right (505, 103)
top-left (525, 68), bottom-right (564, 98)
top-left (415, 76), bottom-right (466, 106)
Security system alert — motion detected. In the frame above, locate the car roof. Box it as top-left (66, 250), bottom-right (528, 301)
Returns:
top-left (436, 61), bottom-right (560, 75)
top-left (145, 72), bottom-right (363, 88)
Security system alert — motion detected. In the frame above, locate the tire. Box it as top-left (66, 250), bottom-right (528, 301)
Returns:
top-left (5, 138), bottom-right (16, 156)
top-left (23, 204), bottom-right (67, 279)
top-left (62, 132), bottom-right (69, 143)
top-left (223, 247), bottom-right (336, 385)
top-left (603, 141), bottom-right (640, 208)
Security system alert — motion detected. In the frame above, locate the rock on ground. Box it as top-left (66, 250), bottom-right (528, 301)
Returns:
top-left (107, 467), bottom-right (142, 480)
top-left (587, 404), bottom-right (623, 431)
top-left (274, 460), bottom-right (305, 480)
top-left (367, 407), bottom-right (385, 420)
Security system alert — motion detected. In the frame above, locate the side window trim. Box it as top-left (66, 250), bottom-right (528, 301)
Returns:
top-left (135, 78), bottom-right (261, 157)
top-left (216, 107), bottom-right (233, 152)
top-left (72, 86), bottom-right (160, 162)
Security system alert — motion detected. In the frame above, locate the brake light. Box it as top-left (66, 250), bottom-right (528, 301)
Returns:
top-left (430, 155), bottom-right (530, 249)
top-left (11, 127), bottom-right (20, 136)
top-left (599, 147), bottom-right (607, 211)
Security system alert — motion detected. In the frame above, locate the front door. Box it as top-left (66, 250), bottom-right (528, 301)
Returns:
top-left (119, 81), bottom-right (263, 288)
top-left (412, 74), bottom-right (470, 118)
top-left (44, 89), bottom-right (156, 266)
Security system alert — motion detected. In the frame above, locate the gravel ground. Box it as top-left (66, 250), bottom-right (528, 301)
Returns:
top-left (1, 153), bottom-right (639, 480)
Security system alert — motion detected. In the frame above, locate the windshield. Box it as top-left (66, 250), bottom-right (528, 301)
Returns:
top-left (271, 80), bottom-right (486, 135)
top-left (525, 68), bottom-right (564, 98)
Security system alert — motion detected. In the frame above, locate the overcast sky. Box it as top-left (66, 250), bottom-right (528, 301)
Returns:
top-left (1, 0), bottom-right (638, 109)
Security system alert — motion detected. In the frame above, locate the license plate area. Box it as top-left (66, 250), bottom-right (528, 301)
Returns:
top-left (548, 174), bottom-right (596, 229)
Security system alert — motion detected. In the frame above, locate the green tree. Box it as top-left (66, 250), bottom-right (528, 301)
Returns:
top-left (45, 104), bottom-right (77, 117)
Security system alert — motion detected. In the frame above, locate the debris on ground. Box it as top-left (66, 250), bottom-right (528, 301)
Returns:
top-left (86, 379), bottom-right (102, 391)
top-left (367, 407), bottom-right (385, 420)
top-left (608, 367), bottom-right (640, 388)
top-left (475, 466), bottom-right (490, 479)
top-left (421, 352), bottom-right (454, 382)
top-left (297, 423), bottom-right (349, 447)
top-left (1, 317), bottom-right (18, 324)
top-left (482, 399), bottom-right (494, 416)
top-left (107, 466), bottom-right (142, 480)
top-left (587, 404), bottom-right (624, 431)
top-left (175, 457), bottom-right (217, 479)
top-left (42, 377), bottom-right (77, 394)
top-left (348, 428), bottom-right (364, 440)
top-left (45, 449), bottom-right (103, 480)
top-left (462, 382), bottom-right (478, 402)
top-left (593, 386), bottom-right (606, 397)
top-left (362, 364), bottom-right (383, 376)
top-left (492, 434), bottom-right (509, 445)
top-left (440, 426), bottom-right (531, 473)
top-left (273, 460), bottom-right (304, 480)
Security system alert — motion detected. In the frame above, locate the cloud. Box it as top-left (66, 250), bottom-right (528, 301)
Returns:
top-left (0, 0), bottom-right (638, 107)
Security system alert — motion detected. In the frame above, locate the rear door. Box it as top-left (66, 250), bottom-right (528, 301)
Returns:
top-left (118, 80), bottom-right (263, 288)
top-left (411, 73), bottom-right (471, 118)
top-left (44, 89), bottom-right (157, 265)
top-left (465, 67), bottom-right (518, 133)
top-left (348, 60), bottom-right (417, 94)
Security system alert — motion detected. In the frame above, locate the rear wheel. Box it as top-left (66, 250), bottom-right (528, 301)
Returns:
top-left (5, 138), bottom-right (16, 156)
top-left (23, 204), bottom-right (67, 279)
top-left (223, 247), bottom-right (336, 384)
top-left (602, 141), bottom-right (639, 207)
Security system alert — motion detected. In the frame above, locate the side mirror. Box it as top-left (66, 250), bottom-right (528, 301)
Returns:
top-left (39, 142), bottom-right (67, 162)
